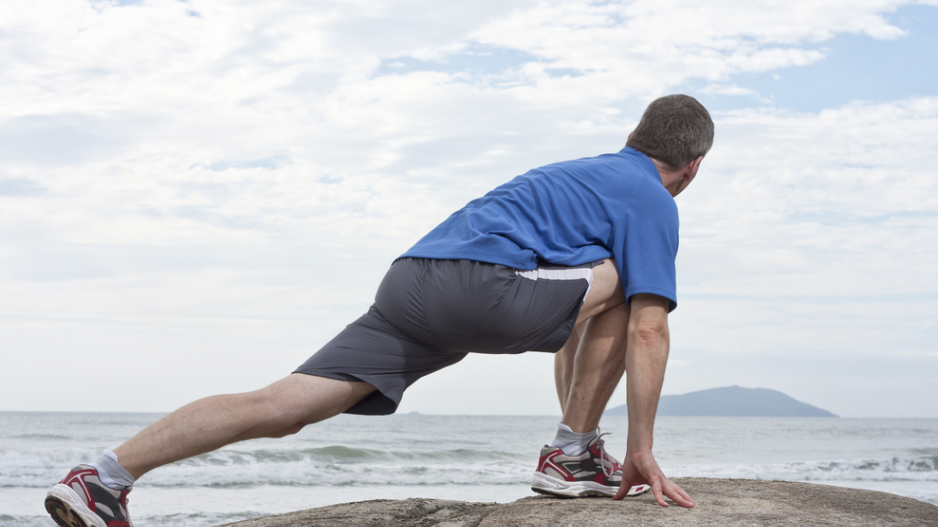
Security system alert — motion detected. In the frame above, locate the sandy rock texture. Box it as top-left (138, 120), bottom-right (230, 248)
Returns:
top-left (220, 478), bottom-right (938, 526)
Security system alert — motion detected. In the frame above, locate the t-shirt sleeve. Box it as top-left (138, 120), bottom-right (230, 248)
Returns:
top-left (610, 183), bottom-right (680, 312)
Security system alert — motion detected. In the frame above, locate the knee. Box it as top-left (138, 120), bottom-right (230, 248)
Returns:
top-left (249, 384), bottom-right (302, 431)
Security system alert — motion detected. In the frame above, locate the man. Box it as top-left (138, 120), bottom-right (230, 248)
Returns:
top-left (44, 94), bottom-right (712, 527)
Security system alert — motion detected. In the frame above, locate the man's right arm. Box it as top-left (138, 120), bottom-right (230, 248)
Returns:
top-left (611, 293), bottom-right (695, 508)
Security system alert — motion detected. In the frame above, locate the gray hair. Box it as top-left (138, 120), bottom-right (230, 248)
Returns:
top-left (626, 94), bottom-right (714, 169)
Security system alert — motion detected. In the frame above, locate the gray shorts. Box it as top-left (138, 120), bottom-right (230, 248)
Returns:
top-left (294, 258), bottom-right (601, 415)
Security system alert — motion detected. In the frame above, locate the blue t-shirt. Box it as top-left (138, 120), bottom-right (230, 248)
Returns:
top-left (400, 147), bottom-right (679, 310)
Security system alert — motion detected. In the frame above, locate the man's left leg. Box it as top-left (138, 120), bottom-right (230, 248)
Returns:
top-left (558, 302), bottom-right (629, 431)
top-left (555, 257), bottom-right (628, 427)
top-left (553, 326), bottom-right (580, 413)
top-left (532, 261), bottom-right (641, 497)
top-left (533, 302), bottom-right (635, 497)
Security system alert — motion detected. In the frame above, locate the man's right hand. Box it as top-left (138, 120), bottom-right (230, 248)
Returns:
top-left (612, 450), bottom-right (696, 508)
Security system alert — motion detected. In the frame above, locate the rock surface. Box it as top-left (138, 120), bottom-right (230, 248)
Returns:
top-left (219, 478), bottom-right (938, 526)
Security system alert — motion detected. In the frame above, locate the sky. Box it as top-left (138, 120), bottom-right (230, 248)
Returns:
top-left (1, 0), bottom-right (936, 418)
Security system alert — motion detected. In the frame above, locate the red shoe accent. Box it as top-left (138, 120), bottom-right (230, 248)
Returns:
top-left (59, 467), bottom-right (101, 514)
top-left (536, 449), bottom-right (579, 482)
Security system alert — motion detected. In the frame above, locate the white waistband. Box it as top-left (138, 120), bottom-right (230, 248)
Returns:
top-left (517, 266), bottom-right (594, 300)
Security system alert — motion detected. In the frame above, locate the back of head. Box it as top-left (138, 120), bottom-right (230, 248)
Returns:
top-left (626, 94), bottom-right (714, 169)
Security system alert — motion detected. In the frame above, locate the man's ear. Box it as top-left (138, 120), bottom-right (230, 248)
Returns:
top-left (684, 156), bottom-right (703, 180)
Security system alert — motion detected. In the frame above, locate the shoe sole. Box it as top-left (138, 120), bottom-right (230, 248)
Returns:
top-left (531, 473), bottom-right (651, 498)
top-left (45, 484), bottom-right (107, 527)
top-left (531, 471), bottom-right (618, 498)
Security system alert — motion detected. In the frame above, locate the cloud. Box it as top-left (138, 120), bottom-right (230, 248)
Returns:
top-left (0, 177), bottom-right (47, 196)
top-left (663, 96), bottom-right (938, 415)
top-left (699, 84), bottom-right (760, 97)
top-left (464, 0), bottom-right (909, 104)
top-left (0, 113), bottom-right (147, 165)
top-left (0, 0), bottom-right (936, 415)
top-left (679, 97), bottom-right (938, 304)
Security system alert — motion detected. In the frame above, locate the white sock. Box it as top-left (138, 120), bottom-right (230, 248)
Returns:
top-left (550, 422), bottom-right (598, 456)
top-left (88, 450), bottom-right (135, 490)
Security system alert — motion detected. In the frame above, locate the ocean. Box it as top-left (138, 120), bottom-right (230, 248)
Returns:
top-left (1, 412), bottom-right (936, 526)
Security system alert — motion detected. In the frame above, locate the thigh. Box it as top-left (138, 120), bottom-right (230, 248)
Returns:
top-left (258, 374), bottom-right (377, 428)
top-left (576, 258), bottom-right (626, 324)
top-left (294, 306), bottom-right (466, 416)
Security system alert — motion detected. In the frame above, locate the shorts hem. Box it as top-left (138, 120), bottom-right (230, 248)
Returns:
top-left (291, 371), bottom-right (402, 416)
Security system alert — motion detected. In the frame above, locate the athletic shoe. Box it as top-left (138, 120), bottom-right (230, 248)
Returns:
top-left (45, 465), bottom-right (133, 527)
top-left (531, 432), bottom-right (650, 498)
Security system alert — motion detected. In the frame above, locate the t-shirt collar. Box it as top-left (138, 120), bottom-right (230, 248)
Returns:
top-left (619, 146), bottom-right (660, 176)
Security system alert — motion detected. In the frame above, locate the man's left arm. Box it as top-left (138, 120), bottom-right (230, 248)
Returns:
top-left (611, 293), bottom-right (695, 507)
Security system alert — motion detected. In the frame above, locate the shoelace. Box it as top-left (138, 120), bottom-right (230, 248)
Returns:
top-left (594, 428), bottom-right (618, 478)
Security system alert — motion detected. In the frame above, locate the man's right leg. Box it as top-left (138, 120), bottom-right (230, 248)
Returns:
top-left (115, 374), bottom-right (374, 478)
top-left (45, 374), bottom-right (374, 527)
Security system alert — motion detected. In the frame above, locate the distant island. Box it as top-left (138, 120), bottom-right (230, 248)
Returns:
top-left (604, 385), bottom-right (838, 417)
